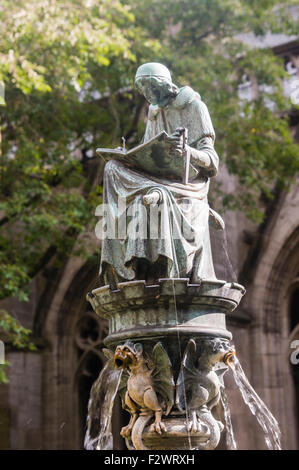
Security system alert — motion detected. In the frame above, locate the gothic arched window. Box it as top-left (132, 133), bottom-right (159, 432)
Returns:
top-left (74, 303), bottom-right (108, 448)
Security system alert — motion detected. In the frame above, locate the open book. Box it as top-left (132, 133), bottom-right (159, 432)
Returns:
top-left (96, 131), bottom-right (198, 181)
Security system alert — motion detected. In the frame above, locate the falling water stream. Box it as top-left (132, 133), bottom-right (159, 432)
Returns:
top-left (84, 361), bottom-right (122, 450)
top-left (220, 388), bottom-right (237, 450)
top-left (84, 350), bottom-right (282, 450)
top-left (216, 225), bottom-right (282, 450)
top-left (228, 356), bottom-right (282, 450)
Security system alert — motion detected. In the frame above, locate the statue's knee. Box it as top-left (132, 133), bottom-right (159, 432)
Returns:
top-left (104, 159), bottom-right (123, 177)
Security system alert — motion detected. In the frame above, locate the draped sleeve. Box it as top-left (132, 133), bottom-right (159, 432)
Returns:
top-left (188, 98), bottom-right (219, 178)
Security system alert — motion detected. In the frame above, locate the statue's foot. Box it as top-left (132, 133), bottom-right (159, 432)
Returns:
top-left (102, 264), bottom-right (120, 290)
top-left (217, 420), bottom-right (224, 432)
top-left (187, 417), bottom-right (202, 433)
top-left (120, 425), bottom-right (132, 438)
top-left (150, 420), bottom-right (166, 434)
top-left (143, 191), bottom-right (160, 206)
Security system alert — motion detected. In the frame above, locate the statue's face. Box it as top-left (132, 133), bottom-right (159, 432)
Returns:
top-left (135, 76), bottom-right (173, 106)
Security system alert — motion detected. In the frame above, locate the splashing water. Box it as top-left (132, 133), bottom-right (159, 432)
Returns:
top-left (171, 279), bottom-right (192, 450)
top-left (84, 362), bottom-right (122, 450)
top-left (220, 388), bottom-right (237, 450)
top-left (229, 356), bottom-right (281, 450)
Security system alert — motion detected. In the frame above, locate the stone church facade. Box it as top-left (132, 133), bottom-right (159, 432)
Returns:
top-left (0, 36), bottom-right (298, 450)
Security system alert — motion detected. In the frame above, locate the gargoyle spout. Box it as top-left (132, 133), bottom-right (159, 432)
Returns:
top-left (114, 343), bottom-right (139, 369)
top-left (223, 348), bottom-right (236, 367)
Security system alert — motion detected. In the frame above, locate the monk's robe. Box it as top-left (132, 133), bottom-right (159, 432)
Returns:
top-left (99, 86), bottom-right (221, 284)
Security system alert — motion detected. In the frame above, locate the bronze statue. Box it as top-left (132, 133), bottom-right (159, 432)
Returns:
top-left (87, 63), bottom-right (248, 452)
top-left (98, 62), bottom-right (224, 287)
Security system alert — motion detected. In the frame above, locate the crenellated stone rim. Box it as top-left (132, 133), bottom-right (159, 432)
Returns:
top-left (86, 278), bottom-right (245, 344)
top-left (87, 279), bottom-right (245, 315)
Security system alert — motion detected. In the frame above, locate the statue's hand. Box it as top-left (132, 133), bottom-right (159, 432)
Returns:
top-left (114, 146), bottom-right (126, 155)
top-left (165, 128), bottom-right (185, 156)
top-left (143, 191), bottom-right (161, 206)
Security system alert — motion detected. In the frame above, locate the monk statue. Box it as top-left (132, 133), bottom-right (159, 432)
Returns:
top-left (98, 62), bottom-right (224, 288)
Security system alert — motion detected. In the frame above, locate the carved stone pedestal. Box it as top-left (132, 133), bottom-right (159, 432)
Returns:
top-left (87, 278), bottom-right (245, 450)
top-left (142, 416), bottom-right (210, 450)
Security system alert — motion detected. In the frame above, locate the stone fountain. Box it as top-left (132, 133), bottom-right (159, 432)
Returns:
top-left (85, 63), bottom-right (280, 451)
top-left (87, 279), bottom-right (244, 450)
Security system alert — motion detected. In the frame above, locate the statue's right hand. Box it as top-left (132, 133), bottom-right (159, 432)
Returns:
top-left (165, 129), bottom-right (185, 156)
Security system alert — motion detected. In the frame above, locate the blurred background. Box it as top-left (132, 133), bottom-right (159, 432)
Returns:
top-left (0, 0), bottom-right (299, 450)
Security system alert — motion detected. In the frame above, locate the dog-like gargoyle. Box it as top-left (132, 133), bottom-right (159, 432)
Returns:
top-left (114, 341), bottom-right (174, 450)
top-left (176, 338), bottom-right (231, 450)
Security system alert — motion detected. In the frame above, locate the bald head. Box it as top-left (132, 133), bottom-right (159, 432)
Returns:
top-left (135, 62), bottom-right (178, 107)
top-left (135, 62), bottom-right (172, 82)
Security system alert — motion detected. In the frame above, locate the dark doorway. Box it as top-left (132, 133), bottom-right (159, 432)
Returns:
top-left (290, 288), bottom-right (299, 333)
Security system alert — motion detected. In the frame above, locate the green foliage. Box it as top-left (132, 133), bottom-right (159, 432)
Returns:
top-left (0, 362), bottom-right (10, 384)
top-left (130, 0), bottom-right (299, 213)
top-left (0, 309), bottom-right (37, 383)
top-left (0, 0), bottom-right (298, 305)
top-left (0, 310), bottom-right (36, 349)
top-left (0, 0), bottom-right (160, 303)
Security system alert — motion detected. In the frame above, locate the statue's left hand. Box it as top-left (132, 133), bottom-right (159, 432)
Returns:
top-left (165, 128), bottom-right (185, 156)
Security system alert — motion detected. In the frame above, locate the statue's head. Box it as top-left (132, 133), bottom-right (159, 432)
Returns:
top-left (135, 62), bottom-right (178, 107)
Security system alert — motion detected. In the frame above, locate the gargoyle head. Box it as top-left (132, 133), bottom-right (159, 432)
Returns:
top-left (114, 341), bottom-right (143, 369)
top-left (198, 338), bottom-right (235, 367)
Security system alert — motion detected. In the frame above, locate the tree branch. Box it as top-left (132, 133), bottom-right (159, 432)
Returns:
top-left (191, 12), bottom-right (228, 45)
top-left (124, 99), bottom-right (146, 142)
